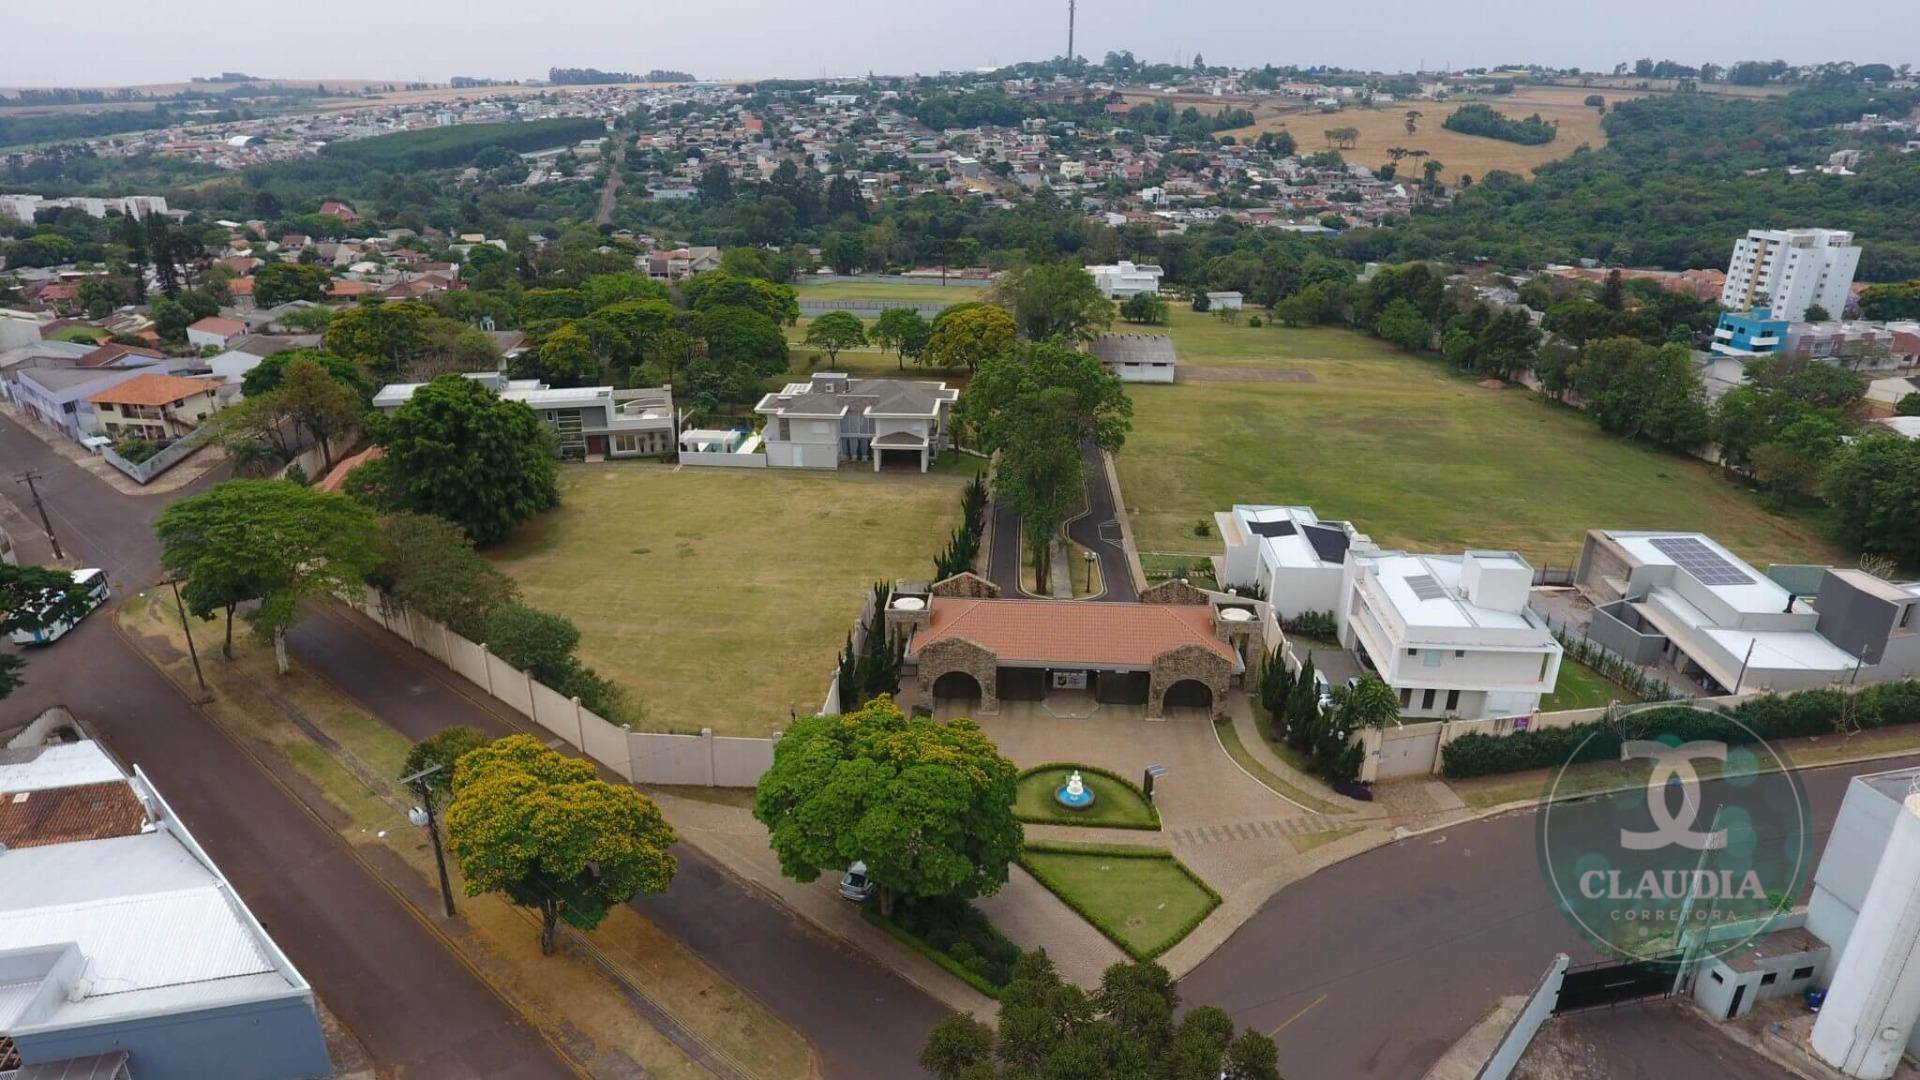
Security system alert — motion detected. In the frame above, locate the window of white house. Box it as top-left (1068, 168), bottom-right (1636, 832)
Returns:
top-left (779, 418), bottom-right (790, 440)
top-left (1399, 688), bottom-right (1412, 707)
top-left (1421, 688), bottom-right (1437, 710)
top-left (1424, 649), bottom-right (1442, 667)
top-left (1446, 689), bottom-right (1460, 711)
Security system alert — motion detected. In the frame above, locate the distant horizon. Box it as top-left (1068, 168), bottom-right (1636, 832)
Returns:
top-left (4, 0), bottom-right (1915, 91)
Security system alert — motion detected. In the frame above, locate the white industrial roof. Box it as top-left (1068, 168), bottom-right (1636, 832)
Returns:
top-left (1606, 531), bottom-right (1791, 616)
top-left (0, 742), bottom-right (124, 794)
top-left (1643, 586), bottom-right (1860, 672)
top-left (0, 830), bottom-right (301, 1033)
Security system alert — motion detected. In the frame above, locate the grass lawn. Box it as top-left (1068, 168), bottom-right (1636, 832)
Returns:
top-left (1116, 321), bottom-right (1843, 570)
top-left (486, 463), bottom-right (965, 736)
top-left (1019, 843), bottom-right (1220, 959)
top-left (1221, 86), bottom-right (1633, 178)
top-left (1538, 657), bottom-right (1630, 712)
top-left (794, 279), bottom-right (986, 303)
top-left (1213, 716), bottom-right (1341, 815)
top-left (1014, 766), bottom-right (1160, 829)
top-left (50, 325), bottom-right (108, 343)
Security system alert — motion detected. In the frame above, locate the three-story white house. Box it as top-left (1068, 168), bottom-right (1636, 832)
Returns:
top-left (1336, 549), bottom-right (1563, 720)
top-left (753, 372), bottom-right (957, 471)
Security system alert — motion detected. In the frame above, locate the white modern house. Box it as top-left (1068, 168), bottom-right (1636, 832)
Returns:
top-left (1336, 549), bottom-right (1563, 721)
top-left (1086, 260), bottom-right (1164, 299)
top-left (753, 372), bottom-right (957, 471)
top-left (1575, 529), bottom-right (1920, 694)
top-left (374, 374), bottom-right (675, 459)
top-left (1216, 505), bottom-right (1375, 619)
top-left (1720, 228), bottom-right (1861, 323)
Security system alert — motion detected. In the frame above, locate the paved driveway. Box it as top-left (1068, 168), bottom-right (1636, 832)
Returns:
top-left (986, 441), bottom-right (1139, 601)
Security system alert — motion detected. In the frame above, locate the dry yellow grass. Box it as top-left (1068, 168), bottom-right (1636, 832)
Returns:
top-left (1226, 86), bottom-right (1650, 178)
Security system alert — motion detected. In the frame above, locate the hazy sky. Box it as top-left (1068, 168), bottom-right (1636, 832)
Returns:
top-left (4, 0), bottom-right (1914, 88)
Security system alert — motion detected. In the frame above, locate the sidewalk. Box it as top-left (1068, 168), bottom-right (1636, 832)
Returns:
top-left (0, 401), bottom-right (226, 496)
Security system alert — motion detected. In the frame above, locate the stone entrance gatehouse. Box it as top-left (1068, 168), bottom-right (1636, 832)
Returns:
top-left (888, 574), bottom-right (1266, 720)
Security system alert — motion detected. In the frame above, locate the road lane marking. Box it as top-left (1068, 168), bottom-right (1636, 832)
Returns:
top-left (1269, 992), bottom-right (1328, 1036)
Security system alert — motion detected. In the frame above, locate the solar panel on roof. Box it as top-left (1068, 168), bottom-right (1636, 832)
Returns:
top-left (1302, 524), bottom-right (1350, 564)
top-left (1405, 574), bottom-right (1448, 601)
top-left (1647, 536), bottom-right (1754, 586)
top-left (1247, 519), bottom-right (1297, 538)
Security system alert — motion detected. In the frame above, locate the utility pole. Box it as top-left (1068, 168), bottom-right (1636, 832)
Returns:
top-left (402, 763), bottom-right (457, 918)
top-left (13, 470), bottom-right (63, 560)
top-left (1066, 0), bottom-right (1076, 63)
top-left (166, 575), bottom-right (210, 698)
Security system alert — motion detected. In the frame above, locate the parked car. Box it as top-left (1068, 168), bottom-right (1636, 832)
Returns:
top-left (8, 568), bottom-right (109, 646)
top-left (838, 861), bottom-right (875, 902)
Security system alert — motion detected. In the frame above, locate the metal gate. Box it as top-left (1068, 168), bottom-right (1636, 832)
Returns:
top-left (1552, 956), bottom-right (1681, 1014)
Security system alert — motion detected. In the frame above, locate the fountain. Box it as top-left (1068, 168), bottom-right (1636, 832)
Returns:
top-left (1054, 770), bottom-right (1097, 810)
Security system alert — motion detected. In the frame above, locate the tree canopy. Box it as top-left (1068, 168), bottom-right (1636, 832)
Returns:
top-left (446, 734), bottom-right (677, 954)
top-left (753, 695), bottom-right (1021, 913)
top-left (351, 375), bottom-right (558, 545)
top-left (988, 262), bottom-right (1114, 342)
top-left (0, 566), bottom-right (93, 700)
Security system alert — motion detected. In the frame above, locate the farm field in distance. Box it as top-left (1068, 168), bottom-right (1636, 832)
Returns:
top-left (1115, 313), bottom-right (1846, 571)
top-left (486, 463), bottom-right (967, 737)
top-left (1224, 85), bottom-right (1641, 177)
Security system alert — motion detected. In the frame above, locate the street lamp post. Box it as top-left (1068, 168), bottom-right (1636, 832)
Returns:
top-left (401, 763), bottom-right (457, 918)
top-left (1083, 550), bottom-right (1096, 593)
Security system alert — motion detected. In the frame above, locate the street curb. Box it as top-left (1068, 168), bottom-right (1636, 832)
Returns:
top-left (110, 608), bottom-right (595, 1080)
top-left (1098, 448), bottom-right (1148, 595)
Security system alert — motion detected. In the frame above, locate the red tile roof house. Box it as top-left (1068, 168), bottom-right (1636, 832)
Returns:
top-left (891, 575), bottom-right (1270, 719)
top-left (318, 201), bottom-right (361, 223)
top-left (185, 315), bottom-right (247, 350)
top-left (85, 372), bottom-right (225, 441)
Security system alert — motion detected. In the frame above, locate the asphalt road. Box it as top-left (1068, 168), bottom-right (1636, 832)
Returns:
top-left (987, 440), bottom-right (1136, 601)
top-left (289, 604), bottom-right (951, 1078)
top-left (0, 418), bottom-right (574, 1078)
top-left (1177, 754), bottom-right (1920, 1079)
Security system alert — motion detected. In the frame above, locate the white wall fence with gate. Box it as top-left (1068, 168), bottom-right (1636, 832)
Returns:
top-left (342, 587), bottom-right (779, 787)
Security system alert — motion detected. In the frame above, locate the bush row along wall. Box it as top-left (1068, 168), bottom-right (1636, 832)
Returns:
top-left (345, 586), bottom-right (778, 787)
top-left (1439, 681), bottom-right (1920, 779)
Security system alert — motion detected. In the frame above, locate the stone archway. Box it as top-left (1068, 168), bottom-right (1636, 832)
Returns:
top-left (916, 636), bottom-right (999, 713)
top-left (1148, 643), bottom-right (1232, 719)
top-left (1161, 678), bottom-right (1214, 711)
top-left (932, 670), bottom-right (983, 702)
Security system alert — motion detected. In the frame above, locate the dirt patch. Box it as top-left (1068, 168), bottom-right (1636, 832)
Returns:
top-left (1477, 379), bottom-right (1508, 390)
top-left (1179, 367), bottom-right (1317, 382)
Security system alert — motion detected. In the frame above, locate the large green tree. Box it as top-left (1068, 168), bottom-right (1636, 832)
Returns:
top-left (252, 262), bottom-right (332, 307)
top-left (1823, 434), bottom-right (1920, 562)
top-left (323, 302), bottom-right (435, 375)
top-left (156, 479), bottom-right (381, 672)
top-left (446, 734), bottom-right (677, 954)
top-left (870, 308), bottom-right (933, 369)
top-left (922, 951), bottom-right (1281, 1079)
top-left (351, 376), bottom-right (559, 545)
top-left (753, 696), bottom-right (1021, 916)
top-left (988, 262), bottom-right (1113, 342)
top-left (802, 311), bottom-right (867, 365)
top-left (371, 512), bottom-right (520, 639)
top-left (921, 304), bottom-right (1017, 375)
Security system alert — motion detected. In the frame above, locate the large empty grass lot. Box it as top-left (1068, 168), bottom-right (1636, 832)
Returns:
top-left (795, 279), bottom-right (986, 304)
top-left (487, 464), bottom-right (967, 736)
top-left (1118, 315), bottom-right (1844, 570)
top-left (1224, 86), bottom-right (1639, 178)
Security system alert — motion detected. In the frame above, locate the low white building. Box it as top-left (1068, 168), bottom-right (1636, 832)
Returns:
top-left (1086, 260), bottom-right (1164, 299)
top-left (1337, 549), bottom-right (1563, 720)
top-left (1215, 505), bottom-right (1374, 619)
top-left (1089, 333), bottom-right (1177, 383)
top-left (1205, 291), bottom-right (1245, 311)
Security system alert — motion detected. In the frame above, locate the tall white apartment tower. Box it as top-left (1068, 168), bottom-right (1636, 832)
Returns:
top-left (1720, 228), bottom-right (1861, 322)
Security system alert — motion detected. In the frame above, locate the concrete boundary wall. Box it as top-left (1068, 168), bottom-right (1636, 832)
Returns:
top-left (679, 450), bottom-right (767, 468)
top-left (1475, 954), bottom-right (1569, 1080)
top-left (1354, 694), bottom-right (1755, 782)
top-left (341, 587), bottom-right (769, 787)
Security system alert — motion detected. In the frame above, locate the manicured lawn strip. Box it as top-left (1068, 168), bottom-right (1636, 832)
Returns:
top-left (1118, 323), bottom-right (1841, 569)
top-left (1018, 841), bottom-right (1221, 960)
top-left (1212, 716), bottom-right (1341, 815)
top-left (1538, 656), bottom-right (1631, 712)
top-left (486, 464), bottom-right (962, 737)
top-left (861, 906), bottom-right (1009, 999)
top-left (1014, 763), bottom-right (1161, 830)
top-left (794, 280), bottom-right (986, 303)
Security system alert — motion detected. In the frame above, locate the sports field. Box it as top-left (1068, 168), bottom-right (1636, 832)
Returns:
top-left (1224, 86), bottom-right (1642, 178)
top-left (1116, 313), bottom-right (1845, 570)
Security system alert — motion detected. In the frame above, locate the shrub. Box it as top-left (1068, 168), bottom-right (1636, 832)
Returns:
top-left (874, 894), bottom-right (1020, 992)
top-left (1283, 610), bottom-right (1338, 642)
top-left (1440, 681), bottom-right (1920, 778)
top-left (111, 437), bottom-right (162, 463)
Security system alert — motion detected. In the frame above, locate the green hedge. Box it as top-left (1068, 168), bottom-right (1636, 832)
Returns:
top-left (1441, 681), bottom-right (1920, 778)
top-left (1014, 762), bottom-right (1162, 830)
top-left (1018, 841), bottom-right (1221, 961)
top-left (861, 894), bottom-right (1018, 998)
